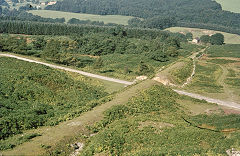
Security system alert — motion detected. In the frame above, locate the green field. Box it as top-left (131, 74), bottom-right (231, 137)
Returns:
top-left (215, 0), bottom-right (240, 13)
top-left (166, 27), bottom-right (240, 44)
top-left (206, 44), bottom-right (240, 58)
top-left (28, 10), bottom-right (134, 25)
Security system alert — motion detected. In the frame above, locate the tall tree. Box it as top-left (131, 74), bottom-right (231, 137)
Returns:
top-left (210, 33), bottom-right (224, 45)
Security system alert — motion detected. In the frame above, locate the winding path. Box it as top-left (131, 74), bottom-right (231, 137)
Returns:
top-left (0, 53), bottom-right (134, 85)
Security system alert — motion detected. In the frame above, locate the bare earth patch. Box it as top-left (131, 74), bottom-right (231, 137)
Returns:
top-left (222, 107), bottom-right (240, 115)
top-left (138, 121), bottom-right (174, 132)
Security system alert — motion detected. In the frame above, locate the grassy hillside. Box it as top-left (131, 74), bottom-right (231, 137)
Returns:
top-left (0, 57), bottom-right (108, 149)
top-left (28, 10), bottom-right (134, 25)
top-left (206, 44), bottom-right (240, 58)
top-left (215, 0), bottom-right (240, 13)
top-left (75, 85), bottom-right (240, 155)
top-left (185, 44), bottom-right (240, 103)
top-left (166, 27), bottom-right (240, 44)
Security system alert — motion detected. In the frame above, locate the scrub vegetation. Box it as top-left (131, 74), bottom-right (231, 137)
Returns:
top-left (77, 85), bottom-right (240, 155)
top-left (0, 57), bottom-right (108, 149)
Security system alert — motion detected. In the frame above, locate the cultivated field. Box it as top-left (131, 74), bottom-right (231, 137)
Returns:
top-left (215, 0), bottom-right (240, 13)
top-left (28, 10), bottom-right (134, 25)
top-left (165, 27), bottom-right (240, 44)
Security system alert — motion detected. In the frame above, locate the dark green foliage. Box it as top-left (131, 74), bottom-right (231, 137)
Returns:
top-left (0, 36), bottom-right (30, 54)
top-left (32, 36), bottom-right (46, 50)
top-left (0, 58), bottom-right (107, 140)
top-left (45, 0), bottom-right (240, 34)
top-left (200, 35), bottom-right (211, 44)
top-left (68, 18), bottom-right (119, 27)
top-left (137, 61), bottom-right (152, 75)
top-left (93, 57), bottom-right (103, 69)
top-left (210, 33), bottom-right (224, 45)
top-left (42, 39), bottom-right (61, 59)
top-left (148, 50), bottom-right (169, 62)
top-left (200, 33), bottom-right (224, 45)
top-left (225, 78), bottom-right (240, 87)
top-left (123, 66), bottom-right (130, 74)
top-left (186, 32), bottom-right (193, 41)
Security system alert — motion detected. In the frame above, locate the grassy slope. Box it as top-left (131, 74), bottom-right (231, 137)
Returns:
top-left (185, 44), bottom-right (240, 103)
top-left (0, 57), bottom-right (109, 150)
top-left (28, 10), bottom-right (134, 25)
top-left (2, 80), bottom-right (157, 155)
top-left (206, 44), bottom-right (240, 58)
top-left (215, 0), bottom-right (240, 13)
top-left (79, 85), bottom-right (240, 155)
top-left (165, 27), bottom-right (240, 44)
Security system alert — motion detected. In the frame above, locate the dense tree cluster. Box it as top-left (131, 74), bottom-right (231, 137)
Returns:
top-left (67, 18), bottom-right (119, 27)
top-left (0, 28), bottom-right (183, 65)
top-left (45, 0), bottom-right (240, 34)
top-left (0, 20), bottom-right (187, 40)
top-left (200, 33), bottom-right (224, 45)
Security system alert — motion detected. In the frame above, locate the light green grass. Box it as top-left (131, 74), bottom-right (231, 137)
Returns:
top-left (166, 27), bottom-right (240, 44)
top-left (28, 10), bottom-right (134, 25)
top-left (215, 0), bottom-right (240, 13)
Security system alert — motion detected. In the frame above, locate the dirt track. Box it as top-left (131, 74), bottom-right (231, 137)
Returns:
top-left (174, 89), bottom-right (240, 110)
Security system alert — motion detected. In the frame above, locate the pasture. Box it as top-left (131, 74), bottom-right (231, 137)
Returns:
top-left (28, 10), bottom-right (134, 25)
top-left (166, 27), bottom-right (240, 44)
top-left (215, 0), bottom-right (240, 13)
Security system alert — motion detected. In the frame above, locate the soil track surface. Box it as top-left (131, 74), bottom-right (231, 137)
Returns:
top-left (174, 89), bottom-right (240, 110)
top-left (0, 53), bottom-right (134, 85)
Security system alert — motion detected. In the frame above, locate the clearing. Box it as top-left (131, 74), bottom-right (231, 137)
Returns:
top-left (215, 0), bottom-right (240, 13)
top-left (28, 10), bottom-right (134, 25)
top-left (165, 27), bottom-right (240, 44)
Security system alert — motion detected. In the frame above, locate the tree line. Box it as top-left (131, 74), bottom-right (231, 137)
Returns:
top-left (45, 0), bottom-right (240, 34)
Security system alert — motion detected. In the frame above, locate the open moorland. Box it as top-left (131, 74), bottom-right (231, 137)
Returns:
top-left (166, 27), bottom-right (240, 44)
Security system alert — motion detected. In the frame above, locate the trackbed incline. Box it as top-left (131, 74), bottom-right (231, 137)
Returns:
top-left (174, 89), bottom-right (240, 110)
